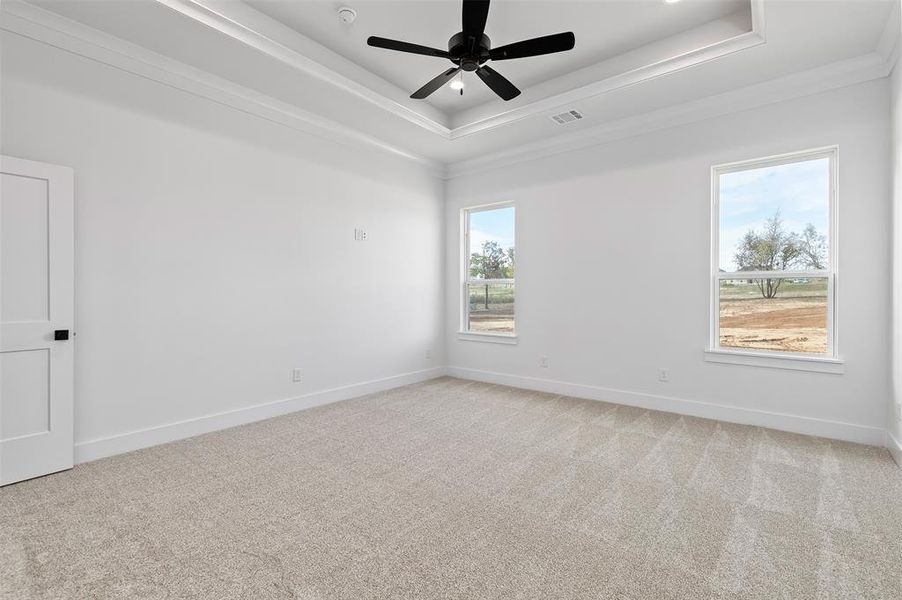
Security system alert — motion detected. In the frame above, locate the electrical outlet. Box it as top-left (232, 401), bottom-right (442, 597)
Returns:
top-left (291, 368), bottom-right (303, 383)
top-left (354, 228), bottom-right (368, 241)
top-left (425, 349), bottom-right (432, 360)
top-left (657, 368), bottom-right (670, 382)
top-left (540, 356), bottom-right (549, 368)
top-left (896, 402), bottom-right (902, 422)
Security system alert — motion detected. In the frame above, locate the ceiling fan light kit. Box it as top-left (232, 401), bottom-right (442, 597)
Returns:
top-left (450, 72), bottom-right (465, 93)
top-left (367, 0), bottom-right (575, 101)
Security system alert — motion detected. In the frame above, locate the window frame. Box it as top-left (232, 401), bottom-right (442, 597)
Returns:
top-left (708, 146), bottom-right (841, 370)
top-left (460, 201), bottom-right (517, 343)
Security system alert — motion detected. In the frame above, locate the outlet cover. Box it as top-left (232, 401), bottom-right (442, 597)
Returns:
top-left (657, 368), bottom-right (670, 382)
top-left (291, 368), bottom-right (303, 383)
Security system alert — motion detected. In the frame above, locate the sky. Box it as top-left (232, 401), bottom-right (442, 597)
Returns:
top-left (719, 157), bottom-right (829, 272)
top-left (469, 206), bottom-right (515, 257)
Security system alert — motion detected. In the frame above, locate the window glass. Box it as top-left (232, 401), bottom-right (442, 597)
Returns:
top-left (467, 282), bottom-right (515, 334)
top-left (465, 206), bottom-right (515, 335)
top-left (714, 152), bottom-right (833, 356)
top-left (719, 157), bottom-right (829, 273)
top-left (468, 206), bottom-right (515, 279)
top-left (718, 278), bottom-right (828, 354)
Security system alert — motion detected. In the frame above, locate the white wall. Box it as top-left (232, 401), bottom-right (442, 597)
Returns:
top-left (1, 24), bottom-right (895, 459)
top-left (891, 42), bottom-right (902, 459)
top-left (1, 32), bottom-right (445, 460)
top-left (446, 79), bottom-right (892, 445)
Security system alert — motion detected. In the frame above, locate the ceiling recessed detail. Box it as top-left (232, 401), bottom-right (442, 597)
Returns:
top-left (139, 0), bottom-right (764, 139)
top-left (247, 0), bottom-right (759, 119)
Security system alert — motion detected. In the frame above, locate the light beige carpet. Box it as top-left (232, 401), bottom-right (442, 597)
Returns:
top-left (1, 377), bottom-right (901, 599)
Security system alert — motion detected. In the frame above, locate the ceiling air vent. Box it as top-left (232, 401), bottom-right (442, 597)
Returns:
top-left (549, 109), bottom-right (584, 125)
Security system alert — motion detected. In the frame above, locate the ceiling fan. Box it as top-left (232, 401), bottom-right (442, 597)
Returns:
top-left (367, 0), bottom-right (575, 101)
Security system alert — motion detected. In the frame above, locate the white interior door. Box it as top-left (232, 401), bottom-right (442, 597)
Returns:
top-left (1, 155), bottom-right (74, 486)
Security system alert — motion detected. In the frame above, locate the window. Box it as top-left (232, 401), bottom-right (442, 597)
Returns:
top-left (711, 148), bottom-right (837, 362)
top-left (462, 204), bottom-right (515, 338)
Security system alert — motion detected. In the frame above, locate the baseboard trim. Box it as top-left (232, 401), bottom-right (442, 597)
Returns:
top-left (74, 367), bottom-right (446, 464)
top-left (887, 430), bottom-right (902, 468)
top-left (446, 367), bottom-right (886, 446)
top-left (73, 365), bottom-right (892, 463)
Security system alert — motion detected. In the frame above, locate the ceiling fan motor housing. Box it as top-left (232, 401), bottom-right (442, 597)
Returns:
top-left (448, 32), bottom-right (491, 71)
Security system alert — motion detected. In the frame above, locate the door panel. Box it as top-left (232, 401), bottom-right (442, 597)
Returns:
top-left (1, 174), bottom-right (49, 322)
top-left (1, 350), bottom-right (50, 439)
top-left (0, 156), bottom-right (74, 486)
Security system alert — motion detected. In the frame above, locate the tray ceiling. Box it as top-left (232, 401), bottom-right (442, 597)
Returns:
top-left (245, 0), bottom-right (751, 115)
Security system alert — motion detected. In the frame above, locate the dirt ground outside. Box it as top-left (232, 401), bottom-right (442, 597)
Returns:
top-left (468, 315), bottom-right (515, 334)
top-left (719, 296), bottom-right (827, 353)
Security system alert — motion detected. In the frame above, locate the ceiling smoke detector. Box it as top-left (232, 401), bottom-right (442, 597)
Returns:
top-left (337, 7), bottom-right (357, 24)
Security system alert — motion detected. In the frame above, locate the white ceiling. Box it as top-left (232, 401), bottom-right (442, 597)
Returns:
top-left (11, 0), bottom-right (899, 171)
top-left (244, 0), bottom-right (749, 114)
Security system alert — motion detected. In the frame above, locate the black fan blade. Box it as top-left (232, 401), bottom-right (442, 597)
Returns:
top-left (411, 67), bottom-right (462, 99)
top-left (367, 36), bottom-right (450, 59)
top-left (462, 0), bottom-right (490, 38)
top-left (489, 32), bottom-right (575, 60)
top-left (476, 65), bottom-right (520, 101)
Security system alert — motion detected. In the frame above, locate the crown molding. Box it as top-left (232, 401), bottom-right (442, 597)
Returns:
top-left (151, 0), bottom-right (766, 142)
top-left (444, 50), bottom-right (893, 179)
top-left (0, 0), bottom-right (445, 176)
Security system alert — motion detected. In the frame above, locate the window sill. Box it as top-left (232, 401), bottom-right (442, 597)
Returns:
top-left (704, 348), bottom-right (844, 374)
top-left (457, 331), bottom-right (518, 345)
